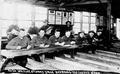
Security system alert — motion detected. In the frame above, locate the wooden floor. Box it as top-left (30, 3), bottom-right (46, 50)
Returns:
top-left (1, 50), bottom-right (120, 73)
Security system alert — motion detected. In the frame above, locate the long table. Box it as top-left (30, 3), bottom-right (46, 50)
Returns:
top-left (0, 45), bottom-right (78, 71)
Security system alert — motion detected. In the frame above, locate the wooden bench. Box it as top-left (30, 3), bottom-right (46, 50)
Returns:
top-left (0, 45), bottom-right (78, 71)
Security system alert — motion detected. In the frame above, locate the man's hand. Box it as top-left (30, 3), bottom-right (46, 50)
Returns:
top-left (27, 45), bottom-right (31, 50)
top-left (59, 42), bottom-right (65, 46)
top-left (44, 45), bottom-right (49, 47)
top-left (55, 42), bottom-right (59, 45)
top-left (71, 41), bottom-right (75, 44)
top-left (40, 44), bottom-right (45, 47)
top-left (16, 46), bottom-right (22, 50)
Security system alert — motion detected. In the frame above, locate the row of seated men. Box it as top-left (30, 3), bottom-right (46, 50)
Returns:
top-left (5, 28), bottom-right (104, 67)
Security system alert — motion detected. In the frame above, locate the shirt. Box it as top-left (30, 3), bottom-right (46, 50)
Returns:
top-left (49, 35), bottom-right (62, 45)
top-left (6, 36), bottom-right (30, 50)
top-left (76, 36), bottom-right (87, 45)
top-left (30, 36), bottom-right (48, 48)
top-left (62, 36), bottom-right (73, 45)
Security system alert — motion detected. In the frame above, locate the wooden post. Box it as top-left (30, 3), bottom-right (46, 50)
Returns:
top-left (0, 21), bottom-right (1, 61)
top-left (31, 5), bottom-right (36, 27)
top-left (107, 0), bottom-right (111, 43)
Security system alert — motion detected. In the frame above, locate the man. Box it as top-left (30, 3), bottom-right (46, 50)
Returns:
top-left (6, 28), bottom-right (30, 50)
top-left (7, 25), bottom-right (20, 42)
top-left (62, 31), bottom-right (75, 45)
top-left (6, 28), bottom-right (30, 67)
top-left (29, 29), bottom-right (49, 62)
top-left (61, 21), bottom-right (73, 36)
top-left (40, 20), bottom-right (53, 39)
top-left (30, 29), bottom-right (49, 48)
top-left (96, 31), bottom-right (104, 50)
top-left (86, 31), bottom-right (97, 54)
top-left (28, 22), bottom-right (39, 35)
top-left (49, 30), bottom-right (63, 46)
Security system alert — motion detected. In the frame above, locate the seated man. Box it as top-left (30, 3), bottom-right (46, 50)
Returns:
top-left (49, 30), bottom-right (63, 46)
top-left (75, 32), bottom-right (88, 53)
top-left (86, 31), bottom-right (97, 54)
top-left (6, 28), bottom-right (30, 67)
top-left (29, 29), bottom-right (49, 62)
top-left (30, 29), bottom-right (49, 48)
top-left (96, 31), bottom-right (104, 50)
top-left (76, 32), bottom-right (87, 46)
top-left (61, 31), bottom-right (75, 45)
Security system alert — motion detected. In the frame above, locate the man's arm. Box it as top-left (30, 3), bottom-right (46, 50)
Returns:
top-left (48, 36), bottom-right (54, 45)
top-left (21, 37), bottom-right (30, 49)
top-left (6, 38), bottom-right (18, 50)
top-left (30, 36), bottom-right (39, 48)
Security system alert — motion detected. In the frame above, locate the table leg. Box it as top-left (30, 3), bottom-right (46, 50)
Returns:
top-left (1, 58), bottom-right (12, 72)
top-left (70, 49), bottom-right (75, 59)
top-left (40, 54), bottom-right (45, 63)
top-left (11, 57), bottom-right (32, 70)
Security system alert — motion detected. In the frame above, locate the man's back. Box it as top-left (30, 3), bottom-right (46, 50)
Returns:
top-left (6, 36), bottom-right (30, 50)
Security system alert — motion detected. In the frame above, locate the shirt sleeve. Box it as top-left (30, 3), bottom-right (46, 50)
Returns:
top-left (30, 37), bottom-right (39, 48)
top-left (21, 37), bottom-right (30, 49)
top-left (6, 38), bottom-right (18, 50)
top-left (48, 36), bottom-right (54, 45)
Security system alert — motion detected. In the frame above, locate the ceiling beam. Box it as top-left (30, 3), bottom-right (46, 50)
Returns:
top-left (65, 0), bottom-right (108, 6)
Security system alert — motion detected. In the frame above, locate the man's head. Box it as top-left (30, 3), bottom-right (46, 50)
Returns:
top-left (97, 31), bottom-right (102, 36)
top-left (11, 29), bottom-right (19, 35)
top-left (39, 29), bottom-right (45, 37)
top-left (55, 30), bottom-right (60, 38)
top-left (79, 32), bottom-right (85, 38)
top-left (65, 31), bottom-right (71, 37)
top-left (19, 28), bottom-right (26, 38)
top-left (43, 20), bottom-right (48, 26)
top-left (88, 31), bottom-right (95, 37)
top-left (66, 21), bottom-right (71, 25)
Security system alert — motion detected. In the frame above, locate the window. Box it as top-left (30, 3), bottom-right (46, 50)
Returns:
top-left (73, 11), bottom-right (96, 34)
top-left (0, 1), bottom-right (47, 36)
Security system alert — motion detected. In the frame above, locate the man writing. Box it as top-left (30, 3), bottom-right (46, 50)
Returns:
top-left (6, 28), bottom-right (30, 67)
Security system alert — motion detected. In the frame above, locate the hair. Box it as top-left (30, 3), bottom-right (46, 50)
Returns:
top-left (65, 30), bottom-right (71, 33)
top-left (39, 29), bottom-right (45, 32)
top-left (55, 29), bottom-right (60, 33)
top-left (66, 21), bottom-right (71, 25)
top-left (78, 31), bottom-right (85, 35)
top-left (7, 25), bottom-right (20, 33)
top-left (19, 28), bottom-right (25, 31)
top-left (97, 30), bottom-right (102, 33)
top-left (28, 26), bottom-right (39, 35)
top-left (88, 31), bottom-right (95, 34)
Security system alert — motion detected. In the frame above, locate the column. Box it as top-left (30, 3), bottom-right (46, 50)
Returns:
top-left (107, 0), bottom-right (111, 42)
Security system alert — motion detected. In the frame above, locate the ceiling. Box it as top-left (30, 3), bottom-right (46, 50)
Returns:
top-left (35, 0), bottom-right (120, 18)
top-left (4, 0), bottom-right (120, 18)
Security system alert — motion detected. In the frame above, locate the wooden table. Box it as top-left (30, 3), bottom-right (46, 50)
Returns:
top-left (0, 45), bottom-right (78, 71)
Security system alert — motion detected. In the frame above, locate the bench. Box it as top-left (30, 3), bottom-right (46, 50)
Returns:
top-left (0, 45), bottom-right (78, 71)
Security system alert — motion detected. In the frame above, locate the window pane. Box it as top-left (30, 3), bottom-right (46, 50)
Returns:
top-left (56, 11), bottom-right (62, 24)
top-left (91, 13), bottom-right (96, 16)
top-left (62, 12), bottom-right (69, 25)
top-left (1, 3), bottom-right (15, 19)
top-left (35, 21), bottom-right (44, 28)
top-left (83, 12), bottom-right (90, 16)
top-left (17, 4), bottom-right (32, 20)
top-left (74, 12), bottom-right (81, 22)
top-left (35, 6), bottom-right (47, 21)
top-left (82, 23), bottom-right (89, 33)
top-left (17, 21), bottom-right (31, 33)
top-left (73, 23), bottom-right (81, 34)
top-left (68, 12), bottom-right (74, 25)
top-left (83, 16), bottom-right (89, 23)
top-left (91, 17), bottom-right (96, 23)
top-left (0, 20), bottom-right (15, 36)
top-left (48, 10), bottom-right (55, 24)
top-left (91, 24), bottom-right (96, 32)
